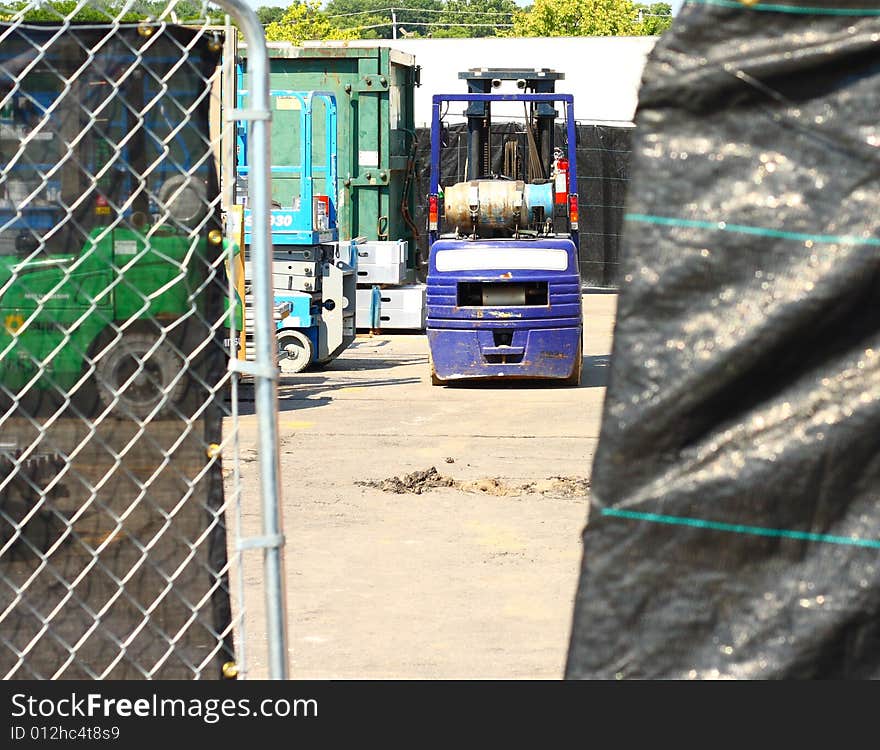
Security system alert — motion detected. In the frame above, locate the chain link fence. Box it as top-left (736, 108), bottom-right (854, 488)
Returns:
top-left (0, 1), bottom-right (286, 679)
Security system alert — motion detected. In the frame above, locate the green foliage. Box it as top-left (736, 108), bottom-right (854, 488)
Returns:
top-left (257, 5), bottom-right (287, 25)
top-left (1, 0), bottom-right (225, 22)
top-left (0, 0), bottom-right (670, 38)
top-left (433, 0), bottom-right (518, 38)
top-left (265, 0), bottom-right (358, 42)
top-left (635, 2), bottom-right (672, 34)
top-left (325, 0), bottom-right (444, 40)
top-left (4, 0), bottom-right (138, 21)
top-left (510, 0), bottom-right (642, 37)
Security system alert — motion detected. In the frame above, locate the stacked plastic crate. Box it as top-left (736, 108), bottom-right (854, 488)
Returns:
top-left (354, 240), bottom-right (426, 331)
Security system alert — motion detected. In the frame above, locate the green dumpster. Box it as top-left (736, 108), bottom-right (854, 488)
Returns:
top-left (237, 44), bottom-right (421, 274)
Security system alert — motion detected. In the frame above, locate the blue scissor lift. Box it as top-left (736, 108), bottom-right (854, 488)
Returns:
top-left (236, 88), bottom-right (358, 373)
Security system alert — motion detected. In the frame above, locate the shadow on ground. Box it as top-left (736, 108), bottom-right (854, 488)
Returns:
top-left (436, 355), bottom-right (610, 390)
top-left (230, 373), bottom-right (423, 416)
top-left (581, 355), bottom-right (610, 388)
top-left (325, 356), bottom-right (426, 372)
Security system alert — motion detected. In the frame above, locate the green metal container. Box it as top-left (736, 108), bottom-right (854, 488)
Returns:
top-left (239, 44), bottom-right (421, 271)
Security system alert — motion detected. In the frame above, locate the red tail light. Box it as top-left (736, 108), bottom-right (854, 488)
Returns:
top-left (568, 193), bottom-right (579, 230)
top-left (429, 194), bottom-right (439, 231)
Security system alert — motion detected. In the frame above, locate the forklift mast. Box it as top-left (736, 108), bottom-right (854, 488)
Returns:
top-left (460, 68), bottom-right (565, 182)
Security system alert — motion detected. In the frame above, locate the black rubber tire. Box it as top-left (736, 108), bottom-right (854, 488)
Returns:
top-left (94, 331), bottom-right (188, 419)
top-left (563, 335), bottom-right (583, 386)
top-left (429, 354), bottom-right (446, 386)
top-left (277, 329), bottom-right (313, 375)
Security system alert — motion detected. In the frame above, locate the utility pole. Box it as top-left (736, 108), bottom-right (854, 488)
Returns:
top-left (392, 7), bottom-right (397, 39)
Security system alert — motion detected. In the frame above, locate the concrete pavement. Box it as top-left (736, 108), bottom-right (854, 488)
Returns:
top-left (227, 292), bottom-right (617, 679)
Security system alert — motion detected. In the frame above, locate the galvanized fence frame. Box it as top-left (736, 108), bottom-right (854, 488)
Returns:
top-left (0, 0), bottom-right (287, 679)
top-left (217, 0), bottom-right (288, 683)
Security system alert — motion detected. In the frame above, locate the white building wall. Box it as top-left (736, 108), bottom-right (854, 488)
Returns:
top-left (298, 36), bottom-right (658, 127)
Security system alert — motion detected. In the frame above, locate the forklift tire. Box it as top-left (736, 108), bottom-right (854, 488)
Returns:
top-left (428, 348), bottom-right (447, 386)
top-left (94, 331), bottom-right (188, 419)
top-left (562, 335), bottom-right (583, 387)
top-left (430, 363), bottom-right (447, 386)
top-left (277, 329), bottom-right (313, 375)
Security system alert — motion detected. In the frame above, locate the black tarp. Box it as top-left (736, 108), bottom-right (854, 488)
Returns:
top-left (413, 122), bottom-right (633, 287)
top-left (566, 0), bottom-right (880, 679)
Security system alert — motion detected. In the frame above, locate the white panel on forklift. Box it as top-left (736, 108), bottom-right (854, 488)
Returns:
top-left (434, 246), bottom-right (569, 272)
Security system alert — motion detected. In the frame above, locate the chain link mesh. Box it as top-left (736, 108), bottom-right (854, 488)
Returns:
top-left (0, 2), bottom-right (274, 679)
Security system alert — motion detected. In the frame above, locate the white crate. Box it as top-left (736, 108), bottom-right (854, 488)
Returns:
top-left (354, 240), bottom-right (408, 284)
top-left (356, 240), bottom-right (407, 266)
top-left (356, 284), bottom-right (426, 329)
top-left (272, 259), bottom-right (318, 278)
top-left (355, 262), bottom-right (406, 285)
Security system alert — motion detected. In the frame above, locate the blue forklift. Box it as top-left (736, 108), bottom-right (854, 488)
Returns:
top-left (426, 69), bottom-right (583, 386)
top-left (236, 88), bottom-right (357, 373)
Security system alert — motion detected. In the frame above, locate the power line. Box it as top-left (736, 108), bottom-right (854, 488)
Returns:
top-left (326, 6), bottom-right (519, 19)
top-left (324, 7), bottom-right (396, 18)
top-left (346, 19), bottom-right (513, 30)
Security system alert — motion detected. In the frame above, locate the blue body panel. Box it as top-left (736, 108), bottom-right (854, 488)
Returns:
top-left (243, 208), bottom-right (337, 246)
top-left (275, 293), bottom-right (319, 354)
top-left (275, 292), bottom-right (314, 329)
top-left (236, 88), bottom-right (352, 368)
top-left (426, 238), bottom-right (582, 381)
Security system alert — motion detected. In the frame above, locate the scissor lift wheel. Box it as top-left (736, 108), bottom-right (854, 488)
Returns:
top-left (277, 329), bottom-right (313, 375)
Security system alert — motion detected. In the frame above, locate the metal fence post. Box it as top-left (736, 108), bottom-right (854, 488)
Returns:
top-left (215, 0), bottom-right (289, 681)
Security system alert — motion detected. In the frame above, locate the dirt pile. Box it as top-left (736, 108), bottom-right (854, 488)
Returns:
top-left (355, 466), bottom-right (456, 495)
top-left (357, 468), bottom-right (589, 498)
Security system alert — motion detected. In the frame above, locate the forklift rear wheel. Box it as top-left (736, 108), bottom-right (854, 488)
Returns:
top-left (94, 331), bottom-right (188, 419)
top-left (563, 335), bottom-right (583, 386)
top-left (277, 329), bottom-right (313, 375)
top-left (430, 363), bottom-right (447, 386)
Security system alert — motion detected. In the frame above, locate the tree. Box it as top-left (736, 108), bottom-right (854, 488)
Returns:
top-left (264, 0), bottom-right (358, 42)
top-left (256, 5), bottom-right (287, 26)
top-left (432, 0), bottom-right (519, 38)
top-left (635, 2), bottom-right (672, 35)
top-left (9, 0), bottom-right (227, 23)
top-left (322, 0), bottom-right (386, 39)
top-left (510, 0), bottom-right (642, 37)
top-left (3, 0), bottom-right (143, 21)
top-left (324, 0), bottom-right (444, 40)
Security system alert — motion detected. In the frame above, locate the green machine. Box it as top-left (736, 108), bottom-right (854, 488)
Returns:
top-left (0, 26), bottom-right (226, 419)
top-left (236, 44), bottom-right (421, 279)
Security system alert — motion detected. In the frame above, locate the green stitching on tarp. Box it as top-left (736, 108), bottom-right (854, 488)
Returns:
top-left (625, 213), bottom-right (880, 247)
top-left (690, 0), bottom-right (880, 15)
top-left (602, 508), bottom-right (880, 548)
